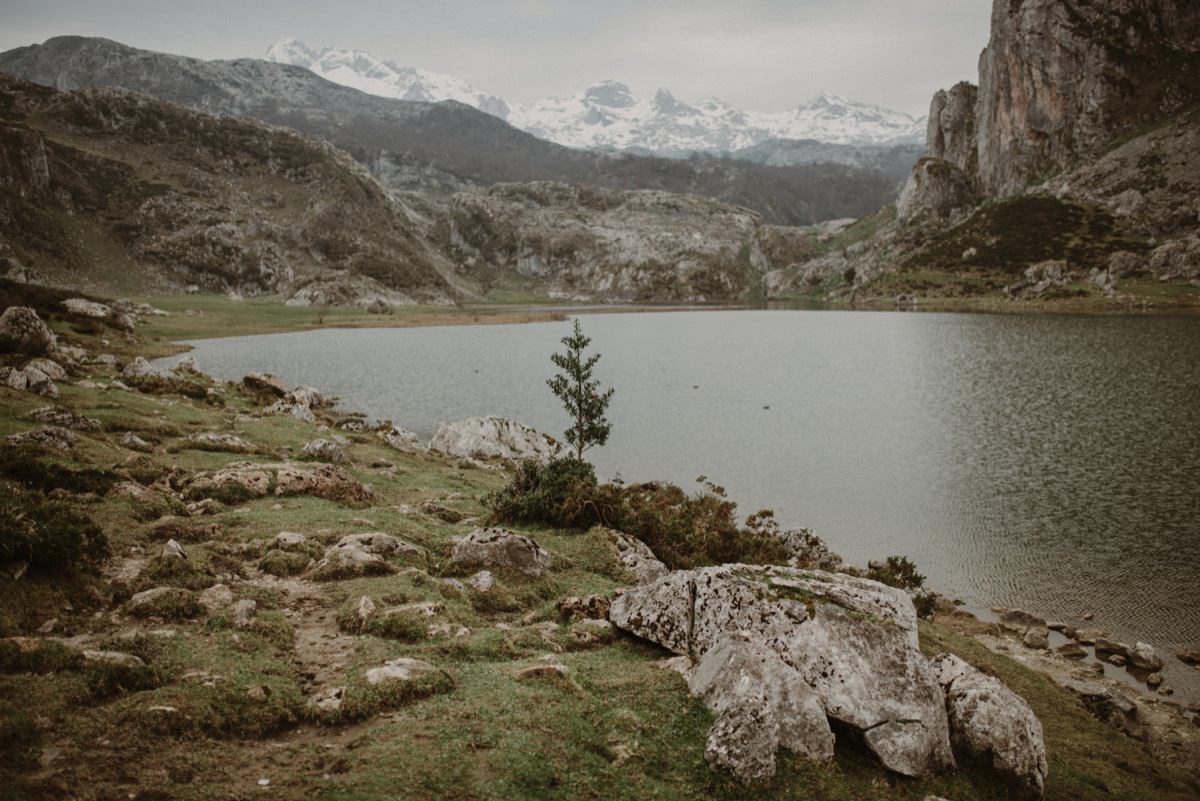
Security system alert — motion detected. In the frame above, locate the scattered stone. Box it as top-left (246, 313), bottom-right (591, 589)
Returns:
top-left (419, 500), bottom-right (464, 523)
top-left (26, 406), bottom-right (101, 431)
top-left (1, 364), bottom-right (59, 398)
top-left (231, 599), bottom-right (257, 629)
top-left (557, 594), bottom-right (611, 621)
top-left (1061, 680), bottom-right (1144, 740)
top-left (1073, 628), bottom-right (1105, 645)
top-left (1127, 642), bottom-right (1163, 672)
top-left (307, 543), bottom-right (398, 582)
top-left (309, 686), bottom-right (345, 714)
top-left (82, 650), bottom-right (145, 669)
top-left (353, 596), bottom-right (376, 631)
top-left (160, 539), bottom-right (187, 561)
top-left (126, 587), bottom-right (201, 620)
top-left (184, 432), bottom-right (256, 453)
top-left (1055, 641), bottom-right (1087, 659)
top-left (333, 532), bottom-right (420, 558)
top-left (1093, 638), bottom-right (1129, 659)
top-left (300, 438), bottom-right (348, 464)
top-left (1023, 627), bottom-right (1049, 650)
top-left (514, 661), bottom-right (569, 680)
top-left (998, 609), bottom-right (1046, 634)
top-left (185, 499), bottom-right (221, 516)
top-left (0, 306), bottom-right (57, 356)
top-left (242, 373), bottom-right (288, 398)
top-left (468, 570), bottom-right (495, 592)
top-left (1107, 654), bottom-right (1127, 667)
top-left (120, 431), bottom-right (154, 452)
top-left (365, 657), bottom-right (438, 686)
top-left (932, 654), bottom-right (1047, 798)
top-left (687, 631), bottom-right (834, 782)
top-left (199, 584), bottom-right (234, 612)
top-left (1177, 648), bottom-right (1200, 665)
top-left (5, 426), bottom-right (75, 451)
top-left (22, 358), bottom-right (66, 381)
top-left (1146, 672), bottom-right (1163, 689)
top-left (449, 527), bottom-right (553, 577)
top-left (1046, 621), bottom-right (1068, 632)
top-left (375, 423), bottom-right (422, 452)
top-left (428, 416), bottom-right (561, 462)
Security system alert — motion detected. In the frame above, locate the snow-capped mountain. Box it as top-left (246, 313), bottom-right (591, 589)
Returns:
top-left (266, 38), bottom-right (925, 153)
top-left (265, 38), bottom-right (510, 118)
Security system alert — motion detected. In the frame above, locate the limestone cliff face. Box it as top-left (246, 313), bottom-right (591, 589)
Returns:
top-left (442, 183), bottom-right (815, 303)
top-left (926, 82), bottom-right (978, 183)
top-left (975, 0), bottom-right (1200, 196)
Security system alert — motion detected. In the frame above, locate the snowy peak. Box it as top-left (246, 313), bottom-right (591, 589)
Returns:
top-left (265, 38), bottom-right (924, 152)
top-left (265, 38), bottom-right (510, 118)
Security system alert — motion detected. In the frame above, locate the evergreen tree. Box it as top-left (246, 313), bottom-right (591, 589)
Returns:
top-left (547, 319), bottom-right (614, 461)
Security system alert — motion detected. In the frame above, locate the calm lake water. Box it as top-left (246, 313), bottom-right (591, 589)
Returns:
top-left (166, 310), bottom-right (1200, 699)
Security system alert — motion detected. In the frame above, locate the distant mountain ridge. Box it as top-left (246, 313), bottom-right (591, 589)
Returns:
top-left (0, 36), bottom-right (900, 227)
top-left (265, 38), bottom-right (926, 154)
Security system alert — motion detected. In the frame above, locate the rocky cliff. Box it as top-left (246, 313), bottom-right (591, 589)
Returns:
top-left (0, 73), bottom-right (454, 301)
top-left (441, 183), bottom-right (815, 303)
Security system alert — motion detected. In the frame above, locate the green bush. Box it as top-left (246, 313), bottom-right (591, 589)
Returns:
top-left (486, 458), bottom-right (601, 529)
top-left (0, 488), bottom-right (109, 572)
top-left (487, 462), bottom-right (789, 570)
top-left (866, 556), bottom-right (926, 590)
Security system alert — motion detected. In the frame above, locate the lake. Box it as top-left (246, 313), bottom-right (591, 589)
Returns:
top-left (164, 309), bottom-right (1200, 699)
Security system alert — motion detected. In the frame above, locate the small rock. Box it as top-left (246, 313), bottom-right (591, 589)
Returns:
top-left (1146, 672), bottom-right (1163, 689)
top-left (449, 527), bottom-right (553, 577)
top-left (300, 438), bottom-right (349, 465)
top-left (1022, 627), bottom-right (1049, 650)
top-left (160, 539), bottom-right (187, 561)
top-left (1176, 648), bottom-right (1200, 665)
top-left (468, 570), bottom-right (495, 592)
top-left (1128, 642), bottom-right (1163, 672)
top-left (557, 594), bottom-right (612, 621)
top-left (199, 583), bottom-right (234, 612)
top-left (309, 686), bottom-right (345, 713)
top-left (365, 657), bottom-right (438, 686)
top-left (1107, 654), bottom-right (1127, 667)
top-left (514, 662), bottom-right (569, 680)
top-left (1074, 628), bottom-right (1106, 645)
top-left (231, 599), bottom-right (257, 629)
top-left (82, 650), bottom-right (145, 669)
top-left (1055, 641), bottom-right (1087, 659)
top-left (1094, 638), bottom-right (1129, 659)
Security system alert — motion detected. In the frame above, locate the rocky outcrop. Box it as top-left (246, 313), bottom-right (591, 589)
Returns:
top-left (686, 631), bottom-right (834, 782)
top-left (449, 527), bottom-right (553, 577)
top-left (608, 565), bottom-right (952, 777)
top-left (926, 82), bottom-right (979, 180)
top-left (429, 417), bottom-right (560, 463)
top-left (0, 72), bottom-right (454, 300)
top-left (897, 158), bottom-right (976, 223)
top-left (182, 461), bottom-right (373, 504)
top-left (606, 529), bottom-right (668, 585)
top-left (931, 654), bottom-right (1048, 798)
top-left (443, 183), bottom-right (814, 303)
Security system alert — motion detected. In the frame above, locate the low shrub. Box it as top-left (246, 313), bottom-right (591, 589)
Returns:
top-left (866, 556), bottom-right (926, 590)
top-left (0, 488), bottom-right (109, 572)
top-left (0, 447), bottom-right (118, 495)
top-left (486, 458), bottom-right (601, 529)
top-left (487, 461), bottom-right (789, 570)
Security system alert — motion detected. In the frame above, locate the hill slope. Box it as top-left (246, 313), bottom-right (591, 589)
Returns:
top-left (0, 73), bottom-right (453, 301)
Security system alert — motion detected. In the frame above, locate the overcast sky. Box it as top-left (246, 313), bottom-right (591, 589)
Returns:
top-left (0, 0), bottom-right (991, 116)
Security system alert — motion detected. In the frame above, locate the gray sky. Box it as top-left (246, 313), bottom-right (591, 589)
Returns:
top-left (0, 0), bottom-right (990, 116)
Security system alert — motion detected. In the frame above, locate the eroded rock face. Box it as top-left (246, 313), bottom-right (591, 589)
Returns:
top-left (449, 527), bottom-right (553, 577)
top-left (926, 81), bottom-right (978, 180)
top-left (608, 565), bottom-right (951, 777)
top-left (931, 653), bottom-right (1048, 798)
top-left (0, 306), bottom-right (56, 356)
top-left (429, 417), bottom-right (561, 463)
top-left (974, 0), bottom-right (1200, 196)
top-left (897, 158), bottom-right (976, 223)
top-left (687, 631), bottom-right (834, 782)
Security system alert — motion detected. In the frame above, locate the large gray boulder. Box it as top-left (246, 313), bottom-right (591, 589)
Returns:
top-left (449, 527), bottom-right (553, 577)
top-left (608, 565), bottom-right (953, 778)
top-left (0, 306), bottom-right (56, 356)
top-left (687, 631), bottom-right (834, 782)
top-left (429, 416), bottom-right (561, 462)
top-left (931, 653), bottom-right (1048, 798)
